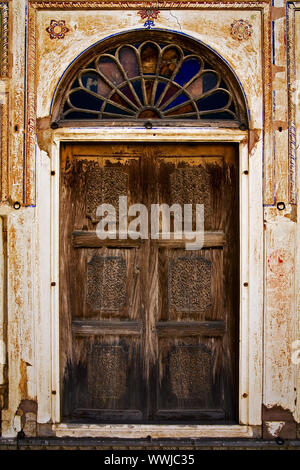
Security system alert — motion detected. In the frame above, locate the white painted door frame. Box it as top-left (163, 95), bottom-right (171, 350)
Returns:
top-left (48, 126), bottom-right (263, 438)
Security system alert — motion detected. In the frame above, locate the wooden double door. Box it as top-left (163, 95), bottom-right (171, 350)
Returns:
top-left (60, 142), bottom-right (239, 423)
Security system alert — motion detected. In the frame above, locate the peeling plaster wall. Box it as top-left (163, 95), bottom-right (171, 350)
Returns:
top-left (0, 0), bottom-right (299, 440)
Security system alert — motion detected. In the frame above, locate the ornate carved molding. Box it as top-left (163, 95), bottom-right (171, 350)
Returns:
top-left (28, 1), bottom-right (269, 8)
top-left (25, 5), bottom-right (37, 205)
top-left (0, 94), bottom-right (9, 201)
top-left (287, 2), bottom-right (298, 205)
top-left (25, 0), bottom-right (272, 206)
top-left (0, 2), bottom-right (9, 77)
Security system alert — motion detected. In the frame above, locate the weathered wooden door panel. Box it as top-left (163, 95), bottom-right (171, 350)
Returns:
top-left (60, 142), bottom-right (239, 423)
top-left (60, 144), bottom-right (147, 422)
top-left (150, 146), bottom-right (238, 422)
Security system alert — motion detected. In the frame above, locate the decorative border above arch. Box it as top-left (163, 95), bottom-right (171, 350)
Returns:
top-left (25, 0), bottom-right (272, 206)
top-left (0, 2), bottom-right (8, 77)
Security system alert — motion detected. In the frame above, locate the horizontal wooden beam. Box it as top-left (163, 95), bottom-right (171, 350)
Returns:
top-left (72, 320), bottom-right (225, 337)
top-left (154, 231), bottom-right (225, 248)
top-left (156, 321), bottom-right (226, 337)
top-left (71, 231), bottom-right (225, 248)
top-left (72, 231), bottom-right (143, 248)
top-left (72, 320), bottom-right (142, 336)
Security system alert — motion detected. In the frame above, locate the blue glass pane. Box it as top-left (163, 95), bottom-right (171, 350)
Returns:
top-left (132, 80), bottom-right (144, 105)
top-left (69, 90), bottom-right (103, 111)
top-left (229, 102), bottom-right (236, 113)
top-left (197, 91), bottom-right (230, 111)
top-left (174, 58), bottom-right (201, 86)
top-left (104, 103), bottom-right (133, 116)
top-left (182, 48), bottom-right (191, 57)
top-left (71, 78), bottom-right (80, 89)
top-left (200, 111), bottom-right (233, 120)
top-left (86, 61), bottom-right (95, 69)
top-left (164, 93), bottom-right (188, 111)
top-left (155, 82), bottom-right (167, 103)
top-left (64, 111), bottom-right (98, 120)
top-left (81, 73), bottom-right (100, 93)
top-left (202, 72), bottom-right (218, 93)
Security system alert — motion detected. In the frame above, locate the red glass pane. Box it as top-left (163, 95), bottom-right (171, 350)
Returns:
top-left (119, 46), bottom-right (139, 78)
top-left (160, 85), bottom-right (179, 106)
top-left (138, 109), bottom-right (160, 119)
top-left (110, 92), bottom-right (134, 110)
top-left (164, 103), bottom-right (194, 116)
top-left (120, 85), bottom-right (139, 107)
top-left (98, 57), bottom-right (124, 85)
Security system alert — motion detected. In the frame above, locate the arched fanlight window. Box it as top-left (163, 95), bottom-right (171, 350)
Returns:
top-left (51, 30), bottom-right (248, 127)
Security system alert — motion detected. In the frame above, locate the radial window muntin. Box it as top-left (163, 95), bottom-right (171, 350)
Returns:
top-left (52, 30), bottom-right (248, 127)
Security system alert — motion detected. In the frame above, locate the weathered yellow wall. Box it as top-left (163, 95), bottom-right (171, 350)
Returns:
top-left (0, 0), bottom-right (299, 440)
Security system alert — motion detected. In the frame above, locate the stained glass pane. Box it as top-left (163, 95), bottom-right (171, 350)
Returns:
top-left (160, 47), bottom-right (181, 78)
top-left (119, 85), bottom-right (139, 107)
top-left (69, 90), bottom-right (103, 111)
top-left (174, 57), bottom-right (202, 86)
top-left (110, 92), bottom-right (135, 110)
top-left (132, 80), bottom-right (144, 105)
top-left (138, 109), bottom-right (160, 119)
top-left (197, 90), bottom-right (230, 111)
top-left (141, 43), bottom-right (159, 74)
top-left (186, 77), bottom-right (203, 98)
top-left (98, 57), bottom-right (124, 85)
top-left (80, 72), bottom-right (112, 98)
top-left (104, 103), bottom-right (134, 116)
top-left (160, 85), bottom-right (179, 106)
top-left (145, 80), bottom-right (154, 105)
top-left (164, 103), bottom-right (194, 116)
top-left (202, 72), bottom-right (219, 92)
top-left (119, 46), bottom-right (139, 78)
top-left (81, 73), bottom-right (99, 93)
top-left (164, 93), bottom-right (189, 111)
top-left (155, 82), bottom-right (167, 104)
top-left (200, 111), bottom-right (233, 119)
top-left (71, 78), bottom-right (80, 89)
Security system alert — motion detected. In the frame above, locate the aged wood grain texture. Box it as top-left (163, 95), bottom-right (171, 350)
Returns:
top-left (60, 142), bottom-right (239, 423)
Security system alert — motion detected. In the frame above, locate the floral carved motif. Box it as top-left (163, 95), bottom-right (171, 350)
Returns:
top-left (138, 9), bottom-right (160, 29)
top-left (230, 19), bottom-right (253, 41)
top-left (46, 19), bottom-right (70, 39)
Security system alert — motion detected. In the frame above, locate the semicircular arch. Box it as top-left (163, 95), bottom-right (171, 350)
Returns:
top-left (51, 29), bottom-right (249, 128)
